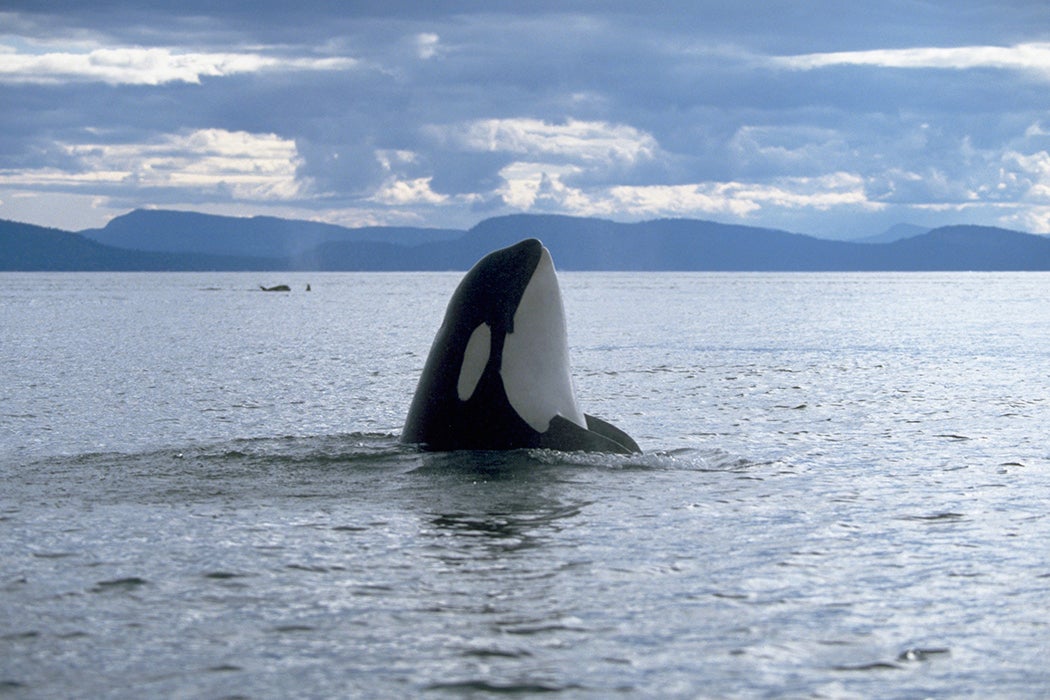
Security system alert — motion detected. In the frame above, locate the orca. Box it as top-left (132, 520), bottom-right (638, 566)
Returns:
top-left (402, 238), bottom-right (640, 454)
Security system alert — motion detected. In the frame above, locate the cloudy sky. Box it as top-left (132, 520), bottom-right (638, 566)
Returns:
top-left (2, 1), bottom-right (1050, 237)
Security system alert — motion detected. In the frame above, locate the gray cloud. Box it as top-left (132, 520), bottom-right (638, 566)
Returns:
top-left (3, 2), bottom-right (1050, 234)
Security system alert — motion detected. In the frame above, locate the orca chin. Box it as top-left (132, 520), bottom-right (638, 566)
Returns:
top-left (401, 238), bottom-right (641, 454)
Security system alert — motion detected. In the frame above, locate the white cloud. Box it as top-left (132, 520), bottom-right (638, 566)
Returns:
top-left (486, 161), bottom-right (878, 221)
top-left (597, 172), bottom-right (878, 219)
top-left (1024, 122), bottom-right (1050, 138)
top-left (734, 173), bottom-right (878, 210)
top-left (0, 46), bottom-right (356, 85)
top-left (603, 182), bottom-right (762, 218)
top-left (371, 177), bottom-right (448, 206)
top-left (375, 149), bottom-right (421, 172)
top-left (728, 125), bottom-right (852, 176)
top-left (1006, 149), bottom-right (1050, 177)
top-left (0, 128), bottom-right (306, 200)
top-left (777, 42), bottom-right (1050, 80)
top-left (1004, 206), bottom-right (1050, 233)
top-left (493, 161), bottom-right (583, 210)
top-left (446, 118), bottom-right (658, 166)
top-left (1003, 149), bottom-right (1050, 203)
top-left (424, 118), bottom-right (666, 214)
top-left (6, 7), bottom-right (1050, 238)
top-left (415, 33), bottom-right (441, 60)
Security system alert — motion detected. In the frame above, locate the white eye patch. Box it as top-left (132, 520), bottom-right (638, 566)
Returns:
top-left (456, 323), bottom-right (491, 400)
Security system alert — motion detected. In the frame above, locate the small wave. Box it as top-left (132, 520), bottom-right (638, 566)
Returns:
top-left (459, 646), bottom-right (534, 659)
top-left (194, 432), bottom-right (408, 466)
top-left (831, 661), bottom-right (902, 672)
top-left (426, 679), bottom-right (582, 694)
top-left (269, 624), bottom-right (316, 634)
top-left (431, 501), bottom-right (587, 537)
top-left (14, 434), bottom-right (763, 511)
top-left (530, 446), bottom-right (757, 472)
top-left (405, 445), bottom-right (761, 487)
top-left (898, 512), bottom-right (966, 523)
top-left (897, 647), bottom-right (950, 662)
top-left (90, 577), bottom-right (148, 593)
top-left (13, 433), bottom-right (413, 504)
top-left (22, 432), bottom-right (759, 480)
top-left (409, 448), bottom-right (550, 474)
top-left (22, 432), bottom-right (406, 471)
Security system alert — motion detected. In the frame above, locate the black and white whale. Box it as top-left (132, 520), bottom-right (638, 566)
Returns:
top-left (401, 238), bottom-right (640, 454)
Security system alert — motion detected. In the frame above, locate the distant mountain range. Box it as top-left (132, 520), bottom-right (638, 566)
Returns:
top-left (854, 223), bottom-right (931, 244)
top-left (3, 209), bottom-right (1050, 271)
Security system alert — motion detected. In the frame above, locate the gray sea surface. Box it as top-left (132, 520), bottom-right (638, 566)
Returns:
top-left (2, 271), bottom-right (1049, 698)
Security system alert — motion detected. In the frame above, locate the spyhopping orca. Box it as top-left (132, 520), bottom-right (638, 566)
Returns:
top-left (401, 238), bottom-right (640, 454)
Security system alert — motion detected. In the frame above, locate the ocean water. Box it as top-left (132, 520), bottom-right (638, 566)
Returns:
top-left (2, 270), bottom-right (1050, 698)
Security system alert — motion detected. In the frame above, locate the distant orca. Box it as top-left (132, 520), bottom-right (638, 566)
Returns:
top-left (260, 284), bottom-right (291, 292)
top-left (402, 238), bottom-right (640, 454)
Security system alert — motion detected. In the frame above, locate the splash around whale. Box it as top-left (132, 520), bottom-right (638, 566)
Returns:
top-left (401, 238), bottom-right (640, 454)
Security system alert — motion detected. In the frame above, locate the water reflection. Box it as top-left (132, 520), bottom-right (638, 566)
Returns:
top-left (409, 449), bottom-right (589, 557)
top-left (429, 501), bottom-right (587, 554)
top-left (403, 450), bottom-right (597, 694)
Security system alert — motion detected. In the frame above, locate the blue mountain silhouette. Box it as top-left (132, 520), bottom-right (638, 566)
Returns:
top-left (3, 210), bottom-right (1050, 271)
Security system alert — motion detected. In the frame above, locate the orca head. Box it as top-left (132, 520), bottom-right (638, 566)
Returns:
top-left (402, 238), bottom-right (639, 454)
